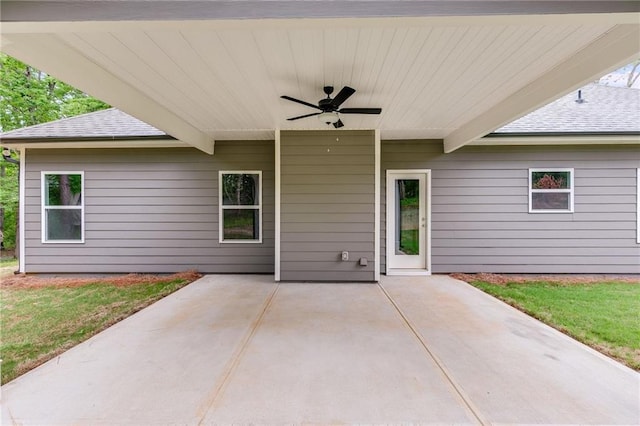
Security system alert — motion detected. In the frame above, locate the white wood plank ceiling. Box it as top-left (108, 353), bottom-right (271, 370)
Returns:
top-left (2, 14), bottom-right (640, 151)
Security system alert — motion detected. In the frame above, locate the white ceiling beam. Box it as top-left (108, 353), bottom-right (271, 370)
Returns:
top-left (443, 23), bottom-right (640, 153)
top-left (2, 33), bottom-right (215, 154)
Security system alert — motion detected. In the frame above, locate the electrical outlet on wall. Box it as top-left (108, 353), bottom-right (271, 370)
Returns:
top-left (341, 251), bottom-right (349, 261)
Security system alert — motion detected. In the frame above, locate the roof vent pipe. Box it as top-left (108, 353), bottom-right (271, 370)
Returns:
top-left (575, 89), bottom-right (585, 104)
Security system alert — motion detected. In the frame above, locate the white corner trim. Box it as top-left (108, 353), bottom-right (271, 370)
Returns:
top-left (275, 129), bottom-right (281, 281)
top-left (18, 148), bottom-right (26, 273)
top-left (637, 168), bottom-right (639, 244)
top-left (374, 129), bottom-right (381, 282)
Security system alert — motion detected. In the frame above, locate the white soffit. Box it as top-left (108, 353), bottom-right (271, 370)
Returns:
top-left (2, 13), bottom-right (640, 152)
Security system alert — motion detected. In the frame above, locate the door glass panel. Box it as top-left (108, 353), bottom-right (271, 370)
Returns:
top-left (395, 179), bottom-right (419, 255)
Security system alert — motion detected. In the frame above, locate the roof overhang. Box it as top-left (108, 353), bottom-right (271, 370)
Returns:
top-left (472, 133), bottom-right (640, 146)
top-left (0, 137), bottom-right (190, 150)
top-left (2, 2), bottom-right (639, 153)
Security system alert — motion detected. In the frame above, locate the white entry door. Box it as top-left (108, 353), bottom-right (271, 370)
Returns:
top-left (386, 170), bottom-right (431, 274)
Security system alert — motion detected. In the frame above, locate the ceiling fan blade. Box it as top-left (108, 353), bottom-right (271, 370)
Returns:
top-left (286, 112), bottom-right (322, 121)
top-left (330, 86), bottom-right (356, 108)
top-left (338, 108), bottom-right (382, 115)
top-left (333, 119), bottom-right (344, 129)
top-left (281, 95), bottom-right (322, 111)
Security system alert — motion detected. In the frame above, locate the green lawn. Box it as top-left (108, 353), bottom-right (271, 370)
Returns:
top-left (0, 258), bottom-right (18, 266)
top-left (469, 280), bottom-right (640, 370)
top-left (1, 276), bottom-right (196, 384)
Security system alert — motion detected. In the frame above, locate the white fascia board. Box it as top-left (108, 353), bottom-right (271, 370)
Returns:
top-left (2, 11), bottom-right (640, 34)
top-left (2, 34), bottom-right (215, 155)
top-left (444, 24), bottom-right (640, 154)
top-left (0, 139), bottom-right (193, 149)
top-left (470, 135), bottom-right (640, 146)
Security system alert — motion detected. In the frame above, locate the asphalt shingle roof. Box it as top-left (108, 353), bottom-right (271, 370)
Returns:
top-left (0, 108), bottom-right (168, 139)
top-left (495, 83), bottom-right (640, 134)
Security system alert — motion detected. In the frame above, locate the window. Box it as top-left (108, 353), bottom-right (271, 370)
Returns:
top-left (529, 168), bottom-right (574, 213)
top-left (41, 172), bottom-right (84, 243)
top-left (219, 171), bottom-right (262, 243)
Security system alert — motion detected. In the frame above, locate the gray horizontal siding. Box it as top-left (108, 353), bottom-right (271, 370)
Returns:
top-left (24, 142), bottom-right (275, 274)
top-left (280, 131), bottom-right (376, 281)
top-left (381, 140), bottom-right (640, 274)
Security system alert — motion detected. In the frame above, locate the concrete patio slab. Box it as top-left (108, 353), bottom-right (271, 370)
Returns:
top-left (381, 275), bottom-right (640, 425)
top-left (1, 274), bottom-right (639, 425)
top-left (201, 283), bottom-right (477, 424)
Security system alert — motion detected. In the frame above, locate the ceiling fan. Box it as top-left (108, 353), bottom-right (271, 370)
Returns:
top-left (281, 86), bottom-right (382, 128)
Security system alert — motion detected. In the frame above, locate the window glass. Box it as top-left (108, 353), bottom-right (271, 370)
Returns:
top-left (222, 174), bottom-right (259, 205)
top-left (42, 172), bottom-right (84, 243)
top-left (529, 169), bottom-right (573, 213)
top-left (46, 209), bottom-right (82, 240)
top-left (223, 209), bottom-right (259, 240)
top-left (531, 171), bottom-right (570, 189)
top-left (531, 192), bottom-right (570, 210)
top-left (219, 172), bottom-right (262, 243)
top-left (44, 174), bottom-right (82, 206)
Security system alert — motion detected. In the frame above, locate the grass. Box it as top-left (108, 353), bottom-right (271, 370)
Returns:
top-left (1, 258), bottom-right (18, 267)
top-left (466, 278), bottom-right (640, 370)
top-left (0, 273), bottom-right (199, 384)
top-left (400, 229), bottom-right (419, 255)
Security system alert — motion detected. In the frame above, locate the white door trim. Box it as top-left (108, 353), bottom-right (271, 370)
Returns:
top-left (386, 169), bottom-right (431, 276)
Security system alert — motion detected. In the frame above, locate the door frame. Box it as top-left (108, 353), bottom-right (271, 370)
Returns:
top-left (385, 169), bottom-right (432, 276)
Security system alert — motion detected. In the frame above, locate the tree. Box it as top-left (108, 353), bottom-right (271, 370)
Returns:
top-left (599, 58), bottom-right (640, 88)
top-left (626, 59), bottom-right (640, 88)
top-left (0, 54), bottom-right (110, 253)
top-left (0, 54), bottom-right (109, 131)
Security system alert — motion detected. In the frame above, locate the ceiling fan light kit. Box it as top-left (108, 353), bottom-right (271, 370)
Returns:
top-left (281, 86), bottom-right (381, 129)
top-left (318, 111), bottom-right (340, 124)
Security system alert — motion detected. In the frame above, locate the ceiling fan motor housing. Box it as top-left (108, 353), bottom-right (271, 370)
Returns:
top-left (318, 98), bottom-right (334, 111)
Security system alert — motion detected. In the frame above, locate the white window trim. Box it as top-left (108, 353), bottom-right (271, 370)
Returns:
top-left (41, 171), bottom-right (85, 244)
top-left (219, 170), bottom-right (263, 244)
top-left (528, 168), bottom-right (574, 213)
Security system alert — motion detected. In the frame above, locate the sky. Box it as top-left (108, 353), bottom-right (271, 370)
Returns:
top-left (598, 61), bottom-right (640, 89)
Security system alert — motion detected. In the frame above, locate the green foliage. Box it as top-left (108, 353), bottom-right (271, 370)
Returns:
top-left (222, 173), bottom-right (258, 205)
top-left (0, 54), bottom-right (109, 132)
top-left (1, 160), bottom-right (19, 248)
top-left (1, 279), bottom-right (191, 383)
top-left (531, 172), bottom-right (569, 189)
top-left (400, 229), bottom-right (419, 255)
top-left (44, 174), bottom-right (82, 205)
top-left (471, 280), bottom-right (640, 370)
top-left (0, 54), bottom-right (109, 249)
